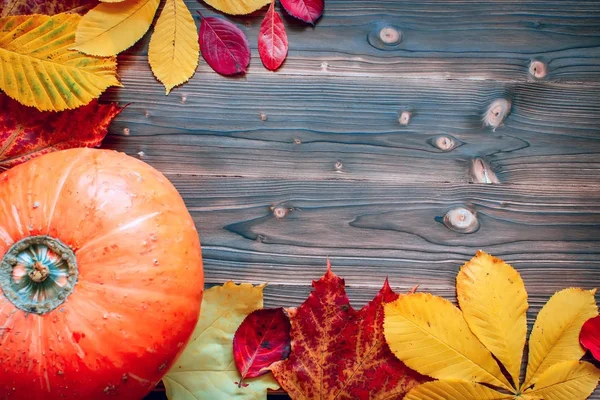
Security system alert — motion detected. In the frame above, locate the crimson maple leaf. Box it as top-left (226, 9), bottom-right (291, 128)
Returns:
top-left (270, 262), bottom-right (428, 399)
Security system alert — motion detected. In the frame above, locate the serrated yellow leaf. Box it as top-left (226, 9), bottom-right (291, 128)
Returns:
top-left (203, 0), bottom-right (270, 15)
top-left (73, 0), bottom-right (160, 56)
top-left (521, 361), bottom-right (600, 400)
top-left (148, 0), bottom-right (199, 94)
top-left (404, 380), bottom-right (513, 400)
top-left (384, 293), bottom-right (512, 391)
top-left (163, 282), bottom-right (278, 400)
top-left (523, 288), bottom-right (598, 390)
top-left (457, 251), bottom-right (527, 388)
top-left (0, 13), bottom-right (120, 111)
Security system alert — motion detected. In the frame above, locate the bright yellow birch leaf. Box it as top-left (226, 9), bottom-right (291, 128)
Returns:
top-left (404, 380), bottom-right (514, 400)
top-left (384, 293), bottom-right (512, 390)
top-left (163, 282), bottom-right (279, 400)
top-left (457, 251), bottom-right (527, 388)
top-left (523, 288), bottom-right (598, 390)
top-left (521, 361), bottom-right (600, 400)
top-left (73, 0), bottom-right (160, 56)
top-left (0, 13), bottom-right (120, 111)
top-left (149, 0), bottom-right (199, 94)
top-left (203, 0), bottom-right (270, 15)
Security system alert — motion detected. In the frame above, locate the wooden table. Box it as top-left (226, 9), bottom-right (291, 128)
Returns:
top-left (104, 1), bottom-right (600, 398)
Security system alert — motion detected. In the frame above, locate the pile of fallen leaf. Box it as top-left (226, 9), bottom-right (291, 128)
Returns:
top-left (164, 251), bottom-right (600, 399)
top-left (0, 0), bottom-right (322, 113)
top-left (0, 0), bottom-right (323, 168)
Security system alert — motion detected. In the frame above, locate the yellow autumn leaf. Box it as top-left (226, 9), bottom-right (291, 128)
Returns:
top-left (384, 293), bottom-right (512, 391)
top-left (404, 380), bottom-right (514, 400)
top-left (457, 251), bottom-right (528, 388)
top-left (0, 13), bottom-right (120, 111)
top-left (163, 282), bottom-right (279, 400)
top-left (73, 0), bottom-right (160, 56)
top-left (149, 0), bottom-right (199, 94)
top-left (203, 0), bottom-right (270, 15)
top-left (523, 288), bottom-right (598, 390)
top-left (521, 361), bottom-right (600, 400)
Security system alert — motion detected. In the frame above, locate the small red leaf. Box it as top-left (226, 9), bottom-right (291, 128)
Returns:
top-left (580, 315), bottom-right (600, 361)
top-left (199, 15), bottom-right (250, 76)
top-left (258, 1), bottom-right (288, 71)
top-left (0, 95), bottom-right (122, 170)
top-left (280, 0), bottom-right (324, 25)
top-left (233, 308), bottom-right (291, 383)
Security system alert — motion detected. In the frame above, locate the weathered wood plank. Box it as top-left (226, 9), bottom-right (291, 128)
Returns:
top-left (158, 178), bottom-right (600, 292)
top-left (102, 70), bottom-right (600, 185)
top-left (122, 0), bottom-right (600, 82)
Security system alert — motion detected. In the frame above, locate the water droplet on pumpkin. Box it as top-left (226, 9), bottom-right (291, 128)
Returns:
top-left (103, 313), bottom-right (108, 320)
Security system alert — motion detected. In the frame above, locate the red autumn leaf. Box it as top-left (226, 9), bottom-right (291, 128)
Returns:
top-left (580, 315), bottom-right (600, 361)
top-left (233, 308), bottom-right (291, 384)
top-left (270, 261), bottom-right (428, 399)
top-left (280, 0), bottom-right (324, 25)
top-left (258, 1), bottom-right (288, 71)
top-left (198, 14), bottom-right (250, 76)
top-left (0, 95), bottom-right (123, 170)
top-left (0, 0), bottom-right (96, 17)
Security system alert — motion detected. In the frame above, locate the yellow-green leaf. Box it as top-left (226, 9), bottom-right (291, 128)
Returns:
top-left (523, 288), bottom-right (598, 390)
top-left (521, 361), bottom-right (600, 400)
top-left (163, 282), bottom-right (279, 400)
top-left (203, 0), bottom-right (270, 15)
top-left (404, 380), bottom-right (513, 400)
top-left (0, 13), bottom-right (120, 111)
top-left (148, 0), bottom-right (199, 94)
top-left (73, 0), bottom-right (160, 56)
top-left (457, 250), bottom-right (527, 388)
top-left (384, 293), bottom-right (512, 391)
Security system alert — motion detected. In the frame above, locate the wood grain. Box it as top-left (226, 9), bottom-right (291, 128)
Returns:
top-left (162, 178), bottom-right (600, 292)
top-left (102, 68), bottom-right (600, 185)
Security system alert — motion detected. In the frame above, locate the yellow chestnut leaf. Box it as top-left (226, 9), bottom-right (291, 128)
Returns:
top-left (384, 293), bottom-right (512, 391)
top-left (163, 282), bottom-right (279, 400)
top-left (202, 0), bottom-right (270, 15)
top-left (149, 0), bottom-right (199, 94)
top-left (523, 288), bottom-right (598, 390)
top-left (404, 380), bottom-right (513, 400)
top-left (0, 13), bottom-right (120, 111)
top-left (521, 361), bottom-right (600, 400)
top-left (457, 250), bottom-right (528, 388)
top-left (74, 0), bottom-right (160, 56)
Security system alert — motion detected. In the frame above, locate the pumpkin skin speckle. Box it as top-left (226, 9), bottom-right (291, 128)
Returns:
top-left (0, 148), bottom-right (203, 399)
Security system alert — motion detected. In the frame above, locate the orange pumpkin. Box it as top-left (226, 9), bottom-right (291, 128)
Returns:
top-left (0, 149), bottom-right (203, 399)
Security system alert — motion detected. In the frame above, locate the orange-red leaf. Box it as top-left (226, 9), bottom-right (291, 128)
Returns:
top-left (270, 263), bottom-right (427, 399)
top-left (0, 0), bottom-right (96, 16)
top-left (234, 308), bottom-right (291, 383)
top-left (0, 95), bottom-right (123, 170)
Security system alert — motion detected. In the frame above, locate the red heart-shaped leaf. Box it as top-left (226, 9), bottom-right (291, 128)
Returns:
top-left (199, 15), bottom-right (250, 75)
top-left (580, 315), bottom-right (600, 361)
top-left (280, 0), bottom-right (323, 25)
top-left (259, 1), bottom-right (288, 71)
top-left (233, 308), bottom-right (291, 383)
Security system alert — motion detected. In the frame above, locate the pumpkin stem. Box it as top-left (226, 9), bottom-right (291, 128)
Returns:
top-left (29, 261), bottom-right (51, 283)
top-left (0, 236), bottom-right (78, 315)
